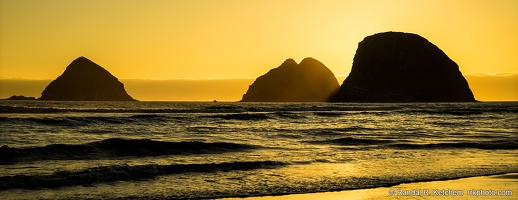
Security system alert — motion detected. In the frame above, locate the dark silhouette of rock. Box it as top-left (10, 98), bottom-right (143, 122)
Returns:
top-left (3, 95), bottom-right (36, 100)
top-left (332, 32), bottom-right (476, 102)
top-left (39, 57), bottom-right (135, 101)
top-left (241, 57), bottom-right (339, 102)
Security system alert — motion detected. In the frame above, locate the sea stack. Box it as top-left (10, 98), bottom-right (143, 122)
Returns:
top-left (241, 57), bottom-right (339, 102)
top-left (332, 32), bottom-right (476, 102)
top-left (3, 95), bottom-right (36, 100)
top-left (39, 57), bottom-right (135, 101)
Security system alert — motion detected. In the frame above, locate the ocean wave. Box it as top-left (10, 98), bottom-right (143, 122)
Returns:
top-left (128, 114), bottom-right (172, 122)
top-left (0, 105), bottom-right (63, 113)
top-left (0, 138), bottom-right (258, 164)
top-left (313, 111), bottom-right (346, 117)
top-left (0, 105), bottom-right (105, 113)
top-left (272, 111), bottom-right (306, 119)
top-left (205, 105), bottom-right (246, 111)
top-left (405, 109), bottom-right (484, 116)
top-left (202, 113), bottom-right (270, 120)
top-left (0, 105), bottom-right (187, 114)
top-left (0, 114), bottom-right (175, 127)
top-left (2, 103), bottom-right (517, 115)
top-left (310, 137), bottom-right (392, 145)
top-left (388, 140), bottom-right (518, 150)
top-left (310, 137), bottom-right (518, 150)
top-left (0, 161), bottom-right (287, 190)
top-left (319, 126), bottom-right (376, 134)
top-left (402, 105), bottom-right (518, 115)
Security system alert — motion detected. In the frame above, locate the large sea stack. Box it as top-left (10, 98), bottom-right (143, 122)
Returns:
top-left (39, 57), bottom-right (135, 101)
top-left (332, 32), bottom-right (476, 102)
top-left (241, 57), bottom-right (339, 102)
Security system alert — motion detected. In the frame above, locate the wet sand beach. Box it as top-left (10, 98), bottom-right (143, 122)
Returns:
top-left (223, 173), bottom-right (517, 200)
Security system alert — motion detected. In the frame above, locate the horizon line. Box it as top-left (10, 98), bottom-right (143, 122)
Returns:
top-left (1, 72), bottom-right (517, 81)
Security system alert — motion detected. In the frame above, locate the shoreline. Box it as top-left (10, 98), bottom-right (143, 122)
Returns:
top-left (222, 173), bottom-right (517, 200)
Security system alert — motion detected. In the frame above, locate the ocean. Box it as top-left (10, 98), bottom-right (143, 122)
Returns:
top-left (0, 101), bottom-right (516, 199)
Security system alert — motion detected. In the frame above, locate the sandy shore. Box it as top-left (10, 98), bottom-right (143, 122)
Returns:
top-left (222, 173), bottom-right (517, 200)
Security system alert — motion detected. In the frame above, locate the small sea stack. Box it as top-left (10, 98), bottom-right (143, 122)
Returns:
top-left (241, 57), bottom-right (340, 102)
top-left (39, 57), bottom-right (135, 101)
top-left (3, 95), bottom-right (36, 100)
top-left (332, 32), bottom-right (476, 102)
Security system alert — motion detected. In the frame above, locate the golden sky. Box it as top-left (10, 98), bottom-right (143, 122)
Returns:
top-left (1, 0), bottom-right (517, 80)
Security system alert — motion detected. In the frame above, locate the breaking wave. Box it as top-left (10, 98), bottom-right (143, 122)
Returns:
top-left (0, 138), bottom-right (258, 164)
top-left (0, 161), bottom-right (287, 190)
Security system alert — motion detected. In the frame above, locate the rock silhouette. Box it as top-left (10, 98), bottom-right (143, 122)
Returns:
top-left (332, 32), bottom-right (476, 102)
top-left (241, 57), bottom-right (339, 102)
top-left (39, 57), bottom-right (135, 101)
top-left (3, 95), bottom-right (36, 100)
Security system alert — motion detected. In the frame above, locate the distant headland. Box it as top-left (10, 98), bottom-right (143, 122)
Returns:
top-left (331, 32), bottom-right (476, 102)
top-left (241, 57), bottom-right (340, 102)
top-left (38, 57), bottom-right (136, 101)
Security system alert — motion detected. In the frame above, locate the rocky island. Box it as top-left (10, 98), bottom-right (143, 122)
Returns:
top-left (3, 95), bottom-right (36, 100)
top-left (241, 57), bottom-right (339, 102)
top-left (332, 32), bottom-right (476, 102)
top-left (39, 57), bottom-right (135, 101)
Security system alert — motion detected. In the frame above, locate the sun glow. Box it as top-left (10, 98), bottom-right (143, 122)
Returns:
top-left (0, 0), bottom-right (517, 101)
